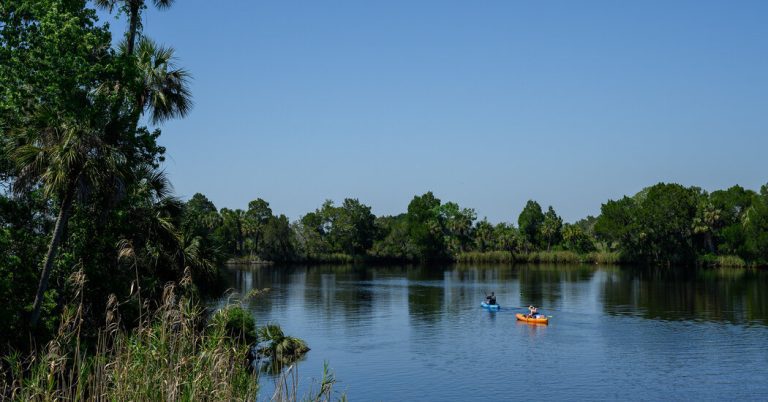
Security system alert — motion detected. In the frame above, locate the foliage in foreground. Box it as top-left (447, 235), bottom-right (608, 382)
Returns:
top-left (1, 278), bottom-right (258, 401)
top-left (0, 276), bottom-right (330, 402)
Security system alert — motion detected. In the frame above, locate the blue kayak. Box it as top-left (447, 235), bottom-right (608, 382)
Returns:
top-left (481, 302), bottom-right (500, 310)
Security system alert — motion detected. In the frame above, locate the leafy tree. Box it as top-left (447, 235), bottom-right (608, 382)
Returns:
top-left (0, 191), bottom-right (50, 345)
top-left (493, 223), bottom-right (519, 254)
top-left (182, 193), bottom-right (218, 238)
top-left (244, 198), bottom-right (273, 256)
top-left (218, 208), bottom-right (245, 256)
top-left (574, 215), bottom-right (598, 236)
top-left (295, 210), bottom-right (330, 258)
top-left (597, 183), bottom-right (699, 265)
top-left (594, 196), bottom-right (638, 249)
top-left (370, 214), bottom-right (415, 259)
top-left (636, 183), bottom-right (700, 264)
top-left (540, 206), bottom-right (563, 251)
top-left (260, 214), bottom-right (296, 262)
top-left (518, 200), bottom-right (544, 252)
top-left (329, 198), bottom-right (376, 255)
top-left (440, 202), bottom-right (476, 255)
top-left (692, 201), bottom-right (722, 254)
top-left (1, 0), bottom-right (129, 326)
top-left (742, 185), bottom-right (768, 264)
top-left (710, 185), bottom-right (755, 256)
top-left (406, 192), bottom-right (446, 259)
top-left (472, 219), bottom-right (495, 252)
top-left (562, 224), bottom-right (595, 253)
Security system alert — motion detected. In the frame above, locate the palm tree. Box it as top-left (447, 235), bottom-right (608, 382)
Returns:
top-left (693, 203), bottom-right (722, 253)
top-left (256, 324), bottom-right (310, 372)
top-left (11, 108), bottom-right (126, 327)
top-left (94, 0), bottom-right (175, 56)
top-left (131, 37), bottom-right (192, 125)
top-left (123, 166), bottom-right (185, 269)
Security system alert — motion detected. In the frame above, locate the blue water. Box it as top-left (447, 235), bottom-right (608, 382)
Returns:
top-left (218, 264), bottom-right (768, 401)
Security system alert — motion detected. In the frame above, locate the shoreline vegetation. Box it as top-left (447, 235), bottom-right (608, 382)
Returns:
top-left (211, 183), bottom-right (768, 270)
top-left (228, 250), bottom-right (749, 268)
top-left (0, 271), bottom-right (332, 401)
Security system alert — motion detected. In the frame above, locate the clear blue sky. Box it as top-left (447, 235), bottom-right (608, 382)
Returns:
top-left (100, 0), bottom-right (768, 223)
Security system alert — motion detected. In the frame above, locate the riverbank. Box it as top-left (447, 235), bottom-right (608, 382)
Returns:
top-left (0, 280), bottom-right (333, 401)
top-left (1, 283), bottom-right (257, 400)
top-left (458, 251), bottom-right (756, 268)
top-left (228, 250), bottom-right (756, 268)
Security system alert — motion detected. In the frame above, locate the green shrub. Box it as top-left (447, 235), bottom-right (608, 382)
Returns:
top-left (211, 305), bottom-right (258, 343)
top-left (257, 324), bottom-right (310, 363)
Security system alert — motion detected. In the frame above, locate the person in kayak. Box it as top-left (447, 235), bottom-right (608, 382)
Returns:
top-left (486, 292), bottom-right (497, 305)
top-left (527, 305), bottom-right (539, 318)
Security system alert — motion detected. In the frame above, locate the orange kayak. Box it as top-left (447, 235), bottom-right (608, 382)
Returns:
top-left (516, 313), bottom-right (549, 324)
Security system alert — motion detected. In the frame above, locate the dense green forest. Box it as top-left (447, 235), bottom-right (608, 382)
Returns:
top-left (191, 182), bottom-right (768, 268)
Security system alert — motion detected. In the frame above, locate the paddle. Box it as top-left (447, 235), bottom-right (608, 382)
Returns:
top-left (482, 290), bottom-right (500, 309)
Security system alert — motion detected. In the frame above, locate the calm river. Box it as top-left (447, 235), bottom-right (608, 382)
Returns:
top-left (217, 264), bottom-right (768, 401)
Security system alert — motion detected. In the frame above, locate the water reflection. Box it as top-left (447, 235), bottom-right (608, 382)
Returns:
top-left (222, 263), bottom-right (768, 326)
top-left (601, 266), bottom-right (768, 324)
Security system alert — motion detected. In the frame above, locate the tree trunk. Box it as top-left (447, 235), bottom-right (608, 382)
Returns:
top-left (127, 1), bottom-right (141, 55)
top-left (705, 232), bottom-right (715, 253)
top-left (30, 186), bottom-right (75, 327)
top-left (237, 222), bottom-right (244, 256)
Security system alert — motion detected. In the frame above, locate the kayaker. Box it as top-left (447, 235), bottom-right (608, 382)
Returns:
top-left (527, 305), bottom-right (538, 318)
top-left (486, 292), bottom-right (497, 305)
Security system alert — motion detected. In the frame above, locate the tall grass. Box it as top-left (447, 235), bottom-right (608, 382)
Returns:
top-left (456, 250), bottom-right (622, 265)
top-left (583, 251), bottom-right (622, 264)
top-left (698, 254), bottom-right (748, 268)
top-left (1, 274), bottom-right (258, 401)
top-left (524, 251), bottom-right (580, 263)
top-left (0, 270), bottom-right (339, 401)
top-left (456, 251), bottom-right (515, 263)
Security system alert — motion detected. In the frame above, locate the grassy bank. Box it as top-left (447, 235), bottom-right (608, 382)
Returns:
top-left (2, 283), bottom-right (258, 400)
top-left (0, 274), bottom-right (336, 401)
top-left (456, 250), bottom-right (623, 265)
top-left (697, 254), bottom-right (749, 268)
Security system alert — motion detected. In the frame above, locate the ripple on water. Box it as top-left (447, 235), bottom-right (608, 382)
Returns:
top-left (220, 264), bottom-right (768, 401)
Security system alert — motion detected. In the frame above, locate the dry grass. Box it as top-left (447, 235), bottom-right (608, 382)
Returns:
top-left (1, 269), bottom-right (258, 401)
top-left (0, 269), bottom-right (341, 401)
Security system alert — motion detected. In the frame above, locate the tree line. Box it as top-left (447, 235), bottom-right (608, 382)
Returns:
top-left (189, 182), bottom-right (768, 267)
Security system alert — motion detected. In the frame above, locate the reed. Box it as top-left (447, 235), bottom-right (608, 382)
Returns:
top-left (583, 251), bottom-right (622, 264)
top-left (698, 254), bottom-right (748, 268)
top-left (456, 251), bottom-right (515, 263)
top-left (525, 251), bottom-right (581, 263)
top-left (1, 270), bottom-right (339, 401)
